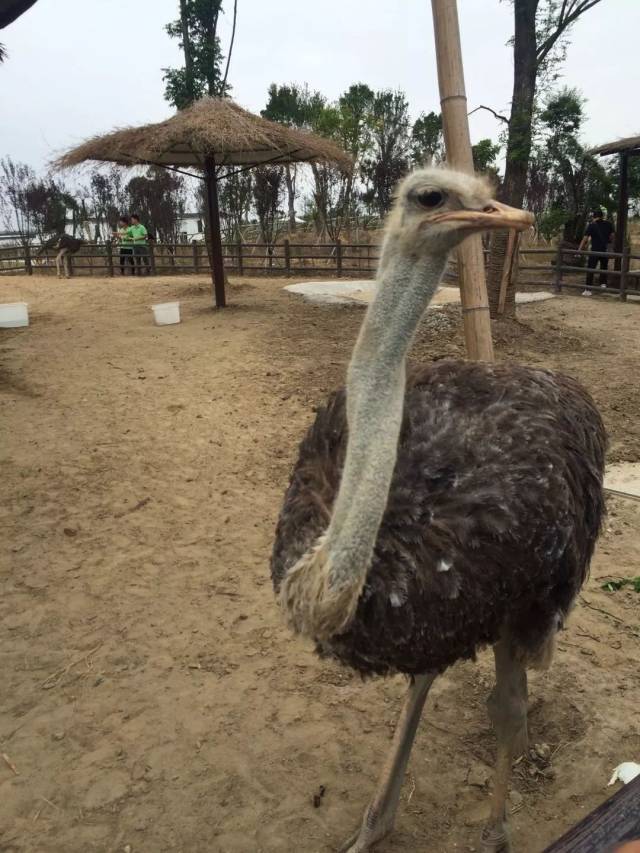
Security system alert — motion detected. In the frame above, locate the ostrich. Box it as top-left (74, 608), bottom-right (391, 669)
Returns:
top-left (37, 234), bottom-right (85, 279)
top-left (271, 167), bottom-right (606, 852)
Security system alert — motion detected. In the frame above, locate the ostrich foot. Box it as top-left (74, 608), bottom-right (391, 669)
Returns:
top-left (337, 673), bottom-right (436, 853)
top-left (480, 822), bottom-right (511, 853)
top-left (338, 809), bottom-right (393, 853)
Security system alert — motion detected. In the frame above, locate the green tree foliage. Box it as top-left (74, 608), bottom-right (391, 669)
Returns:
top-left (262, 83), bottom-right (327, 232)
top-left (163, 0), bottom-right (237, 108)
top-left (361, 90), bottom-right (411, 216)
top-left (23, 180), bottom-right (68, 240)
top-left (472, 139), bottom-right (501, 176)
top-left (527, 87), bottom-right (613, 243)
top-left (411, 112), bottom-right (443, 166)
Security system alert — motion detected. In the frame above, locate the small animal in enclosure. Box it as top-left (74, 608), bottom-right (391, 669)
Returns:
top-left (37, 233), bottom-right (85, 279)
top-left (271, 168), bottom-right (606, 852)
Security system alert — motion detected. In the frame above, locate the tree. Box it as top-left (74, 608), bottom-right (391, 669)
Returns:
top-left (217, 168), bottom-right (253, 241)
top-left (361, 90), bottom-right (411, 216)
top-left (252, 166), bottom-right (284, 255)
top-left (262, 83), bottom-right (336, 232)
top-left (486, 0), bottom-right (604, 316)
top-left (163, 0), bottom-right (238, 109)
top-left (411, 112), bottom-right (443, 166)
top-left (0, 157), bottom-right (37, 245)
top-left (262, 83), bottom-right (306, 231)
top-left (23, 179), bottom-right (68, 241)
top-left (527, 88), bottom-right (613, 244)
top-left (86, 167), bottom-right (128, 240)
top-left (336, 84), bottom-right (375, 223)
top-left (125, 167), bottom-right (187, 242)
top-left (472, 139), bottom-right (501, 175)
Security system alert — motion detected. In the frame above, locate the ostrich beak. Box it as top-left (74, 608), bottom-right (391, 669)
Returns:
top-left (433, 200), bottom-right (534, 232)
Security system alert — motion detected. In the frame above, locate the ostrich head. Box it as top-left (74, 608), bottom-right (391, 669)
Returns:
top-left (280, 168), bottom-right (533, 642)
top-left (380, 168), bottom-right (532, 261)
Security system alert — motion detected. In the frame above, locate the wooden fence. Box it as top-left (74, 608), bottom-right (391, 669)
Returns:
top-left (519, 245), bottom-right (640, 301)
top-left (0, 240), bottom-right (382, 278)
top-left (1, 239), bottom-right (639, 300)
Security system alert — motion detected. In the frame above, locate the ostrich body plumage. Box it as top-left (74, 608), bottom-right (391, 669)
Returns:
top-left (272, 359), bottom-right (606, 676)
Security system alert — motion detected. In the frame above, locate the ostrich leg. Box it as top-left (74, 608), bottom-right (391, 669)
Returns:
top-left (55, 249), bottom-right (63, 279)
top-left (481, 638), bottom-right (529, 853)
top-left (340, 673), bottom-right (436, 853)
top-left (63, 249), bottom-right (71, 279)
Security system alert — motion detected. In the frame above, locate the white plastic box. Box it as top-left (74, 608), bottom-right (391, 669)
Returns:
top-left (151, 302), bottom-right (180, 326)
top-left (0, 302), bottom-right (29, 328)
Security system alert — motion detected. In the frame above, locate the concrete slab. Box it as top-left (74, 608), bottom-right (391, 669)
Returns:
top-left (284, 280), bottom-right (556, 307)
top-left (604, 462), bottom-right (640, 501)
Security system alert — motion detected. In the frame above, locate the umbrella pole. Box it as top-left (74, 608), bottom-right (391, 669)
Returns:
top-left (204, 155), bottom-right (227, 308)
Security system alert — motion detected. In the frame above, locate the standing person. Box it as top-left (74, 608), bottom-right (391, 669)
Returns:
top-left (128, 214), bottom-right (149, 275)
top-left (114, 216), bottom-right (134, 275)
top-left (579, 209), bottom-right (614, 296)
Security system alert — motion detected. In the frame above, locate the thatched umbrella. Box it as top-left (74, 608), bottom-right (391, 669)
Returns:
top-left (55, 97), bottom-right (351, 307)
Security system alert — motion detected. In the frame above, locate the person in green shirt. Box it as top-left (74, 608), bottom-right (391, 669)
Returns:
top-left (128, 214), bottom-right (149, 275)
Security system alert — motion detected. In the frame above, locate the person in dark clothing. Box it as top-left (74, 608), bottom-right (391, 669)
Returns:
top-left (579, 209), bottom-right (614, 295)
top-left (114, 216), bottom-right (134, 275)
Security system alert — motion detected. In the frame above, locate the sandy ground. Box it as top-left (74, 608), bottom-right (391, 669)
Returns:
top-left (1, 273), bottom-right (639, 853)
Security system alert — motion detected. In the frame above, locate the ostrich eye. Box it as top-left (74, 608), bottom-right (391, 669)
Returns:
top-left (416, 190), bottom-right (444, 209)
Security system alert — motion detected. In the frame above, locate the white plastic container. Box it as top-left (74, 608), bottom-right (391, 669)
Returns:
top-left (151, 302), bottom-right (180, 326)
top-left (0, 302), bottom-right (29, 328)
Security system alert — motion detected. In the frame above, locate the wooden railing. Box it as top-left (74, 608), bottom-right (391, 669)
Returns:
top-left (0, 239), bottom-right (383, 278)
top-left (518, 245), bottom-right (640, 301)
top-left (2, 240), bottom-right (639, 300)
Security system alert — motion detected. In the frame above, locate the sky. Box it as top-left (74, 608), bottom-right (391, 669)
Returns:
top-left (1, 0), bottom-right (639, 175)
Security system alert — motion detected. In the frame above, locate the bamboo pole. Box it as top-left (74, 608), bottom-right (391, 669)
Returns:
top-left (431, 0), bottom-right (494, 362)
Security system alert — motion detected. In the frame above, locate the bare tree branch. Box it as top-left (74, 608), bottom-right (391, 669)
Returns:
top-left (221, 0), bottom-right (238, 95)
top-left (468, 105), bottom-right (510, 124)
top-left (536, 0), bottom-right (603, 67)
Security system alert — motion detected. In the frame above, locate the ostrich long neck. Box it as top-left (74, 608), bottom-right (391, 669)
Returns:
top-left (326, 246), bottom-right (448, 586)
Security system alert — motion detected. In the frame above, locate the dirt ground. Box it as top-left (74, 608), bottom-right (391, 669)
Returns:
top-left (1, 273), bottom-right (639, 853)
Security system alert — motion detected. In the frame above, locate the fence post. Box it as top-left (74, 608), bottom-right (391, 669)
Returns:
top-left (24, 243), bottom-right (32, 276)
top-left (553, 244), bottom-right (563, 293)
top-left (336, 237), bottom-right (343, 278)
top-left (284, 238), bottom-right (291, 276)
top-left (192, 240), bottom-right (199, 272)
top-left (106, 240), bottom-right (114, 277)
top-left (237, 241), bottom-right (244, 276)
top-left (148, 242), bottom-right (156, 275)
top-left (619, 245), bottom-right (630, 302)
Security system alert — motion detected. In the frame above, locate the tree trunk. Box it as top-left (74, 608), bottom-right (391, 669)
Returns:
top-left (487, 0), bottom-right (538, 317)
top-left (284, 165), bottom-right (296, 232)
top-left (180, 0), bottom-right (196, 105)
